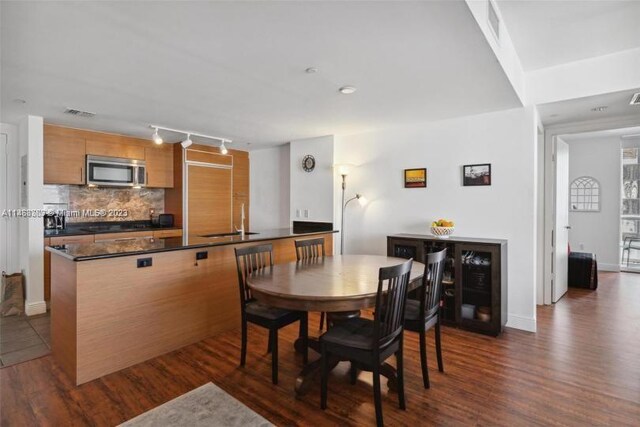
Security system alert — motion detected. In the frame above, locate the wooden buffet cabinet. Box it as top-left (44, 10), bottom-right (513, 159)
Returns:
top-left (388, 234), bottom-right (507, 336)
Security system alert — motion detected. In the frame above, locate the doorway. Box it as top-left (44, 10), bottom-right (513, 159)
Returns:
top-left (1, 133), bottom-right (7, 273)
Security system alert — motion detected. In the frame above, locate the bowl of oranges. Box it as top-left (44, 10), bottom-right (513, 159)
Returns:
top-left (431, 219), bottom-right (455, 238)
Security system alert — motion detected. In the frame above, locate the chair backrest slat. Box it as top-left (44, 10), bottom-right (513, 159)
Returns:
top-left (420, 248), bottom-right (447, 320)
top-left (295, 238), bottom-right (326, 262)
top-left (374, 259), bottom-right (413, 348)
top-left (234, 244), bottom-right (274, 309)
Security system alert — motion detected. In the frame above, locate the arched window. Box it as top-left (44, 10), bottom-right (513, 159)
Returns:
top-left (570, 176), bottom-right (600, 212)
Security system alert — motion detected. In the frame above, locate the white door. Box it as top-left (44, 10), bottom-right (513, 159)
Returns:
top-left (553, 138), bottom-right (570, 302)
top-left (0, 134), bottom-right (7, 273)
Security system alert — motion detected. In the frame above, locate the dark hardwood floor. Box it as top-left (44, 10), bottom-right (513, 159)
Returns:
top-left (2, 272), bottom-right (639, 426)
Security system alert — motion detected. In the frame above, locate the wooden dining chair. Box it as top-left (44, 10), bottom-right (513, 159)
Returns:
top-left (404, 248), bottom-right (447, 389)
top-left (295, 237), bottom-right (327, 330)
top-left (320, 259), bottom-right (413, 427)
top-left (235, 244), bottom-right (308, 385)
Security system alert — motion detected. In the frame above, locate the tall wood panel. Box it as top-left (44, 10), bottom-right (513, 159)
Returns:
top-left (187, 165), bottom-right (233, 235)
top-left (164, 143), bottom-right (250, 233)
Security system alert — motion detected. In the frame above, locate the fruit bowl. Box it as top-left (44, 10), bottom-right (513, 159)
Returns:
top-left (430, 226), bottom-right (455, 238)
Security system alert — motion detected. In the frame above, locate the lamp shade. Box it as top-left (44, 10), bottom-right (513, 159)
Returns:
top-left (335, 163), bottom-right (355, 176)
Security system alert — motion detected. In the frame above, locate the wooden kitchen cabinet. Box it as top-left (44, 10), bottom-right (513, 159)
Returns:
top-left (152, 229), bottom-right (183, 238)
top-left (50, 235), bottom-right (95, 245)
top-left (86, 139), bottom-right (145, 160)
top-left (145, 146), bottom-right (174, 188)
top-left (44, 238), bottom-right (51, 301)
top-left (94, 231), bottom-right (154, 242)
top-left (44, 133), bottom-right (86, 185)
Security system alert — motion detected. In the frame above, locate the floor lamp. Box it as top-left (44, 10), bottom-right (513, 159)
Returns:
top-left (338, 165), bottom-right (366, 255)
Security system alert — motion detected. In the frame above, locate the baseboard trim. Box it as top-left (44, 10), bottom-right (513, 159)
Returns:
top-left (506, 314), bottom-right (536, 333)
top-left (598, 263), bottom-right (620, 272)
top-left (25, 300), bottom-right (47, 316)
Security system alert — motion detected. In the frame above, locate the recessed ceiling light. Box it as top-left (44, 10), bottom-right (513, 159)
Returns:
top-left (339, 86), bottom-right (357, 95)
top-left (591, 106), bottom-right (608, 112)
top-left (549, 114), bottom-right (559, 118)
top-left (12, 98), bottom-right (26, 104)
top-left (305, 67), bottom-right (318, 74)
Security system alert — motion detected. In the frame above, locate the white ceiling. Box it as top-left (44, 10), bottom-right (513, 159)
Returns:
top-left (0, 1), bottom-right (522, 147)
top-left (498, 0), bottom-right (640, 71)
top-left (537, 87), bottom-right (640, 126)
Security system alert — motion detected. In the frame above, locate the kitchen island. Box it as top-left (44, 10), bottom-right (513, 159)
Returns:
top-left (47, 229), bottom-right (335, 385)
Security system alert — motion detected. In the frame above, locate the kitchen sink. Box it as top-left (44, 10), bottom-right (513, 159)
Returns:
top-left (201, 231), bottom-right (259, 238)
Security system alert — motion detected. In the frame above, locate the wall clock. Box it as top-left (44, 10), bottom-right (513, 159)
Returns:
top-left (302, 155), bottom-right (316, 172)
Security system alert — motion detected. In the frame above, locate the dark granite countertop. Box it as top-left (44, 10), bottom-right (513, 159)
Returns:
top-left (46, 228), bottom-right (338, 261)
top-left (44, 220), bottom-right (181, 238)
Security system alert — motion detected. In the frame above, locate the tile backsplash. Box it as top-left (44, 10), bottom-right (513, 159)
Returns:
top-left (44, 185), bottom-right (165, 223)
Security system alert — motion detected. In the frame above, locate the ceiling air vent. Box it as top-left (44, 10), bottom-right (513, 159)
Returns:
top-left (64, 108), bottom-right (96, 118)
top-left (630, 92), bottom-right (640, 106)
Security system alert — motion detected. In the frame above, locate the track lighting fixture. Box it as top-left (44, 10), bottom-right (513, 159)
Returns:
top-left (149, 125), bottom-right (231, 151)
top-left (152, 128), bottom-right (163, 145)
top-left (181, 134), bottom-right (193, 149)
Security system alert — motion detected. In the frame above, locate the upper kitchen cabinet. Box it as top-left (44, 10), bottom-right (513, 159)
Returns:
top-left (43, 124), bottom-right (174, 188)
top-left (145, 146), bottom-right (174, 188)
top-left (85, 139), bottom-right (145, 160)
top-left (44, 126), bottom-right (86, 185)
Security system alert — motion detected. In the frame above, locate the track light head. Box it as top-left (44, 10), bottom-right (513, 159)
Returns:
top-left (152, 128), bottom-right (163, 145)
top-left (181, 134), bottom-right (193, 149)
top-left (220, 140), bottom-right (228, 155)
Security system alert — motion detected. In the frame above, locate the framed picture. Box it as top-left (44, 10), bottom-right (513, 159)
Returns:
top-left (463, 164), bottom-right (491, 186)
top-left (404, 168), bottom-right (427, 188)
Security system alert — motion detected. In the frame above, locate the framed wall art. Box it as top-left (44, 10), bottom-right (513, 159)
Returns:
top-left (404, 168), bottom-right (427, 188)
top-left (463, 164), bottom-right (491, 186)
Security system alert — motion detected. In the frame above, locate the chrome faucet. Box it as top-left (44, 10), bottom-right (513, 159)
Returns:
top-left (235, 203), bottom-right (246, 237)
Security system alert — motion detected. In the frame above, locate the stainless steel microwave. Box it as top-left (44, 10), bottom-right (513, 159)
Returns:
top-left (86, 155), bottom-right (146, 187)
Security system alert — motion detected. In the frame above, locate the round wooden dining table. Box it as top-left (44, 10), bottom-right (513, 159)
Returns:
top-left (247, 254), bottom-right (425, 396)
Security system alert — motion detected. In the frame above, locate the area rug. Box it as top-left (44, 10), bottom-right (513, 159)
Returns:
top-left (119, 382), bottom-right (273, 427)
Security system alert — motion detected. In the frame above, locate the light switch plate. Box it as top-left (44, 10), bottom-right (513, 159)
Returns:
top-left (296, 209), bottom-right (301, 218)
top-left (304, 209), bottom-right (309, 218)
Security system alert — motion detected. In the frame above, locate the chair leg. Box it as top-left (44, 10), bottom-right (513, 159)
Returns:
top-left (419, 329), bottom-right (430, 389)
top-left (372, 364), bottom-right (383, 427)
top-left (240, 319), bottom-right (247, 367)
top-left (319, 312), bottom-right (325, 331)
top-left (321, 343), bottom-right (328, 409)
top-left (267, 329), bottom-right (273, 354)
top-left (270, 329), bottom-right (278, 385)
top-left (435, 320), bottom-right (444, 373)
top-left (300, 313), bottom-right (309, 364)
top-left (350, 361), bottom-right (358, 385)
top-left (397, 341), bottom-right (406, 410)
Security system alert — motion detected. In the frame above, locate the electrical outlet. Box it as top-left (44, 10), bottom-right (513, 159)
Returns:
top-left (296, 209), bottom-right (301, 218)
top-left (579, 243), bottom-right (584, 250)
top-left (304, 209), bottom-right (309, 218)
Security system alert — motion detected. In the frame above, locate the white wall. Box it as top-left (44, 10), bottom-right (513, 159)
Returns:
top-left (334, 107), bottom-right (539, 332)
top-left (18, 116), bottom-right (46, 316)
top-left (249, 145), bottom-right (290, 230)
top-left (289, 135), bottom-right (334, 224)
top-left (567, 136), bottom-right (621, 271)
top-left (0, 123), bottom-right (20, 274)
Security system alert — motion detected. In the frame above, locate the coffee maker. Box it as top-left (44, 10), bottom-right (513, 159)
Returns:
top-left (44, 203), bottom-right (66, 230)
